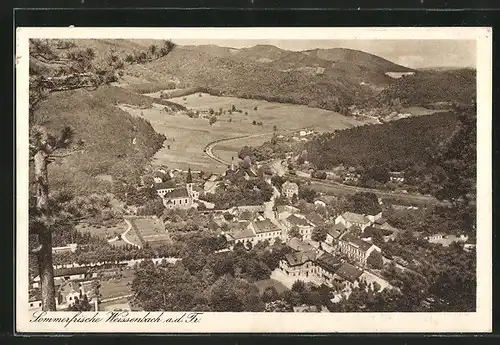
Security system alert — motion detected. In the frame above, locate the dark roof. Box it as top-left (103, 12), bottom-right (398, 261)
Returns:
top-left (315, 253), bottom-right (342, 274)
top-left (335, 262), bottom-right (363, 282)
top-left (154, 180), bottom-right (176, 190)
top-left (53, 266), bottom-right (88, 278)
top-left (163, 187), bottom-right (189, 199)
top-left (285, 250), bottom-right (317, 266)
top-left (305, 213), bottom-right (324, 226)
top-left (253, 219), bottom-right (280, 234)
top-left (239, 210), bottom-right (256, 221)
top-left (373, 218), bottom-right (388, 225)
top-left (342, 234), bottom-right (374, 252)
top-left (326, 223), bottom-right (347, 238)
top-left (286, 214), bottom-right (312, 227)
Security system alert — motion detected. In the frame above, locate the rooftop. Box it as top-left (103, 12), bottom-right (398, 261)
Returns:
top-left (335, 262), bottom-right (363, 282)
top-left (154, 180), bottom-right (176, 190)
top-left (287, 237), bottom-right (315, 252)
top-left (342, 234), bottom-right (374, 252)
top-left (315, 253), bottom-right (343, 273)
top-left (228, 227), bottom-right (256, 240)
top-left (252, 219), bottom-right (280, 234)
top-left (163, 187), bottom-right (189, 199)
top-left (326, 223), bottom-right (347, 239)
top-left (286, 214), bottom-right (313, 227)
top-left (373, 217), bottom-right (388, 225)
top-left (341, 212), bottom-right (370, 224)
top-left (285, 250), bottom-right (317, 267)
top-left (282, 181), bottom-right (299, 189)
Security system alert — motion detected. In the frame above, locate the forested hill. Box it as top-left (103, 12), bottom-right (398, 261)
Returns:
top-left (375, 69), bottom-right (476, 108)
top-left (305, 111), bottom-right (461, 172)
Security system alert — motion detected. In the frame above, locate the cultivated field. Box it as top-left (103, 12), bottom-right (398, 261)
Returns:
top-left (121, 92), bottom-right (363, 174)
top-left (129, 217), bottom-right (170, 247)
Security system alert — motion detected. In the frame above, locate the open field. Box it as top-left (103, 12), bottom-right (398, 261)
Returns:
top-left (120, 92), bottom-right (363, 173)
top-left (254, 278), bottom-right (289, 295)
top-left (75, 221), bottom-right (128, 240)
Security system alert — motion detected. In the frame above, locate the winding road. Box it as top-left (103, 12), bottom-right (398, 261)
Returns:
top-left (203, 132), bottom-right (276, 166)
top-left (203, 131), bottom-right (444, 206)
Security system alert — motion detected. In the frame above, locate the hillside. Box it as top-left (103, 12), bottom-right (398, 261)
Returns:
top-left (304, 48), bottom-right (413, 73)
top-left (376, 69), bottom-right (476, 108)
top-left (123, 46), bottom-right (375, 112)
top-left (305, 111), bottom-right (461, 172)
top-left (32, 85), bottom-right (167, 194)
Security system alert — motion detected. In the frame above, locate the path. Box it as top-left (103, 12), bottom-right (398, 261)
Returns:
top-left (121, 219), bottom-right (141, 248)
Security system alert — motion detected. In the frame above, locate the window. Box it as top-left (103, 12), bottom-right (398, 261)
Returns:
top-left (30, 303), bottom-right (33, 307)
top-left (69, 297), bottom-right (73, 301)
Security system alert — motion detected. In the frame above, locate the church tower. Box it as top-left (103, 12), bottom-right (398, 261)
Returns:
top-left (186, 167), bottom-right (194, 197)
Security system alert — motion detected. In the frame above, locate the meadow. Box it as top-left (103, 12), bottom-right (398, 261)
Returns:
top-left (121, 92), bottom-right (363, 174)
top-left (75, 221), bottom-right (128, 241)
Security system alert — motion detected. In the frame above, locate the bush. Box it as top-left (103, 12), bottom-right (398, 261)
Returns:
top-left (367, 250), bottom-right (384, 269)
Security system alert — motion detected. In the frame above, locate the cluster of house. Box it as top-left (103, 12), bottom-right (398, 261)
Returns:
top-left (154, 169), bottom-right (203, 209)
top-left (30, 266), bottom-right (99, 311)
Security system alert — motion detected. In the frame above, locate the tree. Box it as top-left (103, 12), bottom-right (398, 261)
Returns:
top-left (252, 120), bottom-right (257, 125)
top-left (348, 192), bottom-right (381, 215)
top-left (29, 125), bottom-right (78, 311)
top-left (298, 187), bottom-right (317, 203)
top-left (288, 226), bottom-right (301, 239)
top-left (262, 286), bottom-right (280, 303)
top-left (362, 165), bottom-right (390, 184)
top-left (232, 105), bottom-right (236, 112)
top-left (367, 250), bottom-right (384, 269)
top-left (148, 44), bottom-right (158, 57)
top-left (273, 125), bottom-right (277, 132)
top-left (209, 116), bottom-right (217, 126)
top-left (311, 225), bottom-right (328, 242)
top-left (239, 156), bottom-right (252, 169)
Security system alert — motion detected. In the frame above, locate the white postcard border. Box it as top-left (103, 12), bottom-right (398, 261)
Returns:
top-left (15, 27), bottom-right (492, 333)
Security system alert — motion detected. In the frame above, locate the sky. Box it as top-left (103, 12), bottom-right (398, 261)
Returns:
top-left (172, 39), bottom-right (476, 69)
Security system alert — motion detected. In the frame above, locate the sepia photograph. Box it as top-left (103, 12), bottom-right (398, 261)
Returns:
top-left (16, 27), bottom-right (491, 333)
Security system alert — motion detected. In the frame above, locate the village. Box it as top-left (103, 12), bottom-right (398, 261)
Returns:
top-left (28, 127), bottom-right (476, 313)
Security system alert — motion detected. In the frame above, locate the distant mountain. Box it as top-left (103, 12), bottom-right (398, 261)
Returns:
top-left (124, 45), bottom-right (373, 111)
top-left (377, 68), bottom-right (476, 108)
top-left (304, 48), bottom-right (413, 73)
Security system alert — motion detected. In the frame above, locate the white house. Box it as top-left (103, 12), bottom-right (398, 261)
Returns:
top-left (250, 219), bottom-right (282, 244)
top-left (282, 181), bottom-right (299, 199)
top-left (335, 212), bottom-right (372, 232)
top-left (283, 214), bottom-right (315, 240)
top-left (338, 234), bottom-right (381, 266)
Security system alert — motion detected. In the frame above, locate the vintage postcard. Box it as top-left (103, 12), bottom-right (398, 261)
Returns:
top-left (16, 27), bottom-right (492, 333)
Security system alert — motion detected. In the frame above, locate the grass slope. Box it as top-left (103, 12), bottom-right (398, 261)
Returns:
top-left (34, 85), bottom-right (166, 194)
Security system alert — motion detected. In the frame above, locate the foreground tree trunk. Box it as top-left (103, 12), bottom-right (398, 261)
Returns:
top-left (34, 149), bottom-right (56, 311)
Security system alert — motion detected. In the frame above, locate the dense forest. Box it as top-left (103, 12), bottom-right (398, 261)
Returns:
top-left (375, 69), bottom-right (476, 108)
top-left (305, 111), bottom-right (460, 172)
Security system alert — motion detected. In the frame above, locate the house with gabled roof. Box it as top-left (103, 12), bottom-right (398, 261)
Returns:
top-left (283, 214), bottom-right (315, 240)
top-left (335, 212), bottom-right (372, 231)
top-left (250, 219), bottom-right (282, 244)
top-left (324, 223), bottom-right (348, 247)
top-left (338, 233), bottom-right (381, 266)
